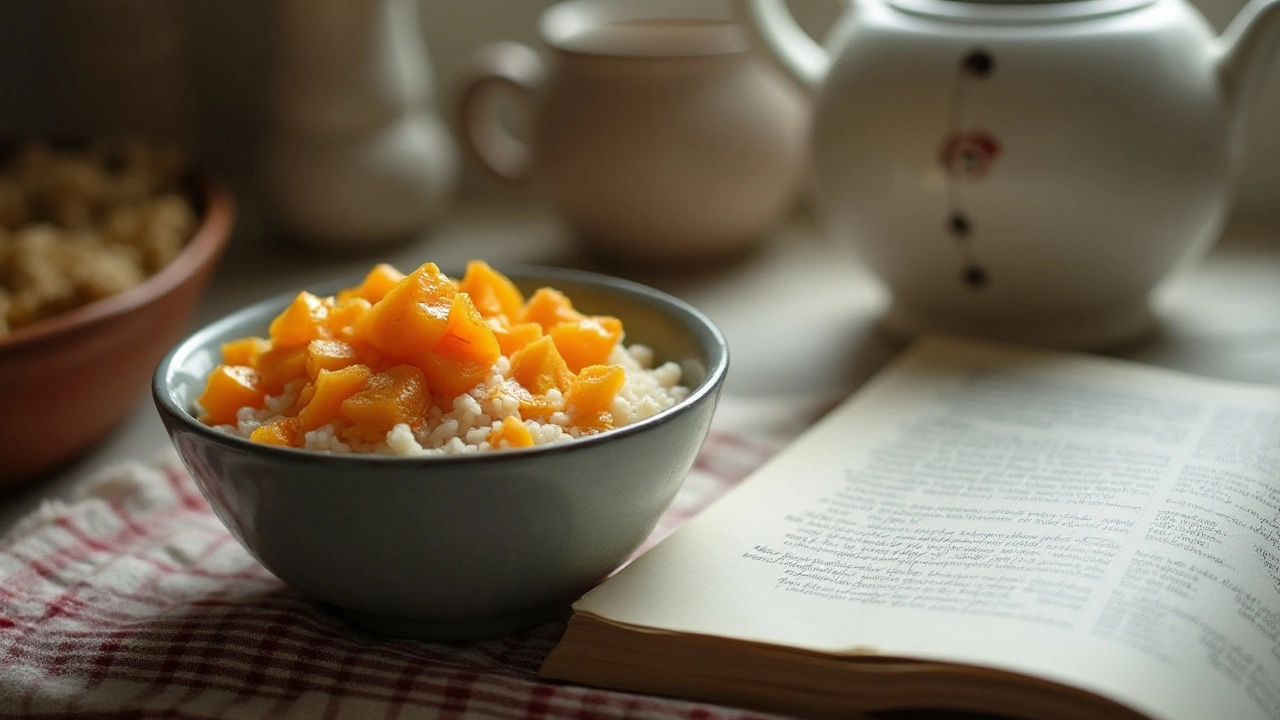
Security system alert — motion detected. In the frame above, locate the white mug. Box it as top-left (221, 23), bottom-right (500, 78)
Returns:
top-left (455, 0), bottom-right (810, 264)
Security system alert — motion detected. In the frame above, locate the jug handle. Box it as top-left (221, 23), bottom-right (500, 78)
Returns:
top-left (455, 42), bottom-right (547, 183)
top-left (741, 0), bottom-right (834, 93)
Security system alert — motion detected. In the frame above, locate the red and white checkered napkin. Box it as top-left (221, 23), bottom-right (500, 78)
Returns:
top-left (0, 395), bottom-right (827, 719)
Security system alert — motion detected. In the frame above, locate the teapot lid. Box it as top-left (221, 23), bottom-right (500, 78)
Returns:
top-left (890, 0), bottom-right (1153, 21)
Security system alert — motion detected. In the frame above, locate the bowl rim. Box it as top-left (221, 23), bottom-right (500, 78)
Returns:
top-left (0, 175), bottom-right (236, 353)
top-left (152, 264), bottom-right (730, 467)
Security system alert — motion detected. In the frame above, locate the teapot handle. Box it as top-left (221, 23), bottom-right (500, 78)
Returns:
top-left (1215, 0), bottom-right (1280, 143)
top-left (740, 0), bottom-right (834, 93)
top-left (455, 42), bottom-right (547, 183)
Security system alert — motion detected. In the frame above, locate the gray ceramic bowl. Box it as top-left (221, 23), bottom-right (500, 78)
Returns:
top-left (153, 266), bottom-right (728, 641)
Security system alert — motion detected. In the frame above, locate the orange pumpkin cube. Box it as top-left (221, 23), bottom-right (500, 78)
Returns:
top-left (520, 287), bottom-right (583, 331)
top-left (337, 263), bottom-right (405, 303)
top-left (460, 260), bottom-right (523, 321)
top-left (355, 262), bottom-right (456, 364)
top-left (221, 336), bottom-right (271, 368)
top-left (269, 292), bottom-right (332, 348)
top-left (197, 365), bottom-right (266, 425)
top-left (509, 335), bottom-right (573, 395)
top-left (550, 315), bottom-right (623, 373)
top-left (256, 345), bottom-right (309, 395)
top-left (567, 364), bottom-right (626, 432)
top-left (489, 415), bottom-right (534, 449)
top-left (326, 296), bottom-right (373, 343)
top-left (419, 293), bottom-right (501, 401)
top-left (340, 364), bottom-right (430, 445)
top-left (490, 319), bottom-right (544, 357)
top-left (305, 339), bottom-right (361, 380)
top-left (297, 364), bottom-right (374, 431)
top-left (250, 417), bottom-right (301, 447)
top-left (292, 382), bottom-right (316, 415)
top-left (496, 336), bottom-right (575, 418)
top-left (492, 381), bottom-right (552, 419)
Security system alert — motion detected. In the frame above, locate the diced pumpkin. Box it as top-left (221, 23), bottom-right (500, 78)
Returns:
top-left (460, 260), bottom-right (523, 321)
top-left (489, 415), bottom-right (533, 449)
top-left (493, 336), bottom-right (575, 418)
top-left (200, 260), bottom-right (646, 444)
top-left (340, 364), bottom-right (430, 445)
top-left (197, 365), bottom-right (265, 425)
top-left (508, 335), bottom-right (573, 395)
top-left (221, 336), bottom-right (271, 368)
top-left (489, 319), bottom-right (543, 357)
top-left (297, 364), bottom-right (374, 431)
top-left (354, 262), bottom-right (455, 363)
top-left (305, 339), bottom-right (361, 379)
top-left (337, 263), bottom-right (404, 303)
top-left (490, 381), bottom-right (552, 419)
top-left (269, 292), bottom-right (332, 348)
top-left (519, 287), bottom-right (583, 331)
top-left (567, 364), bottom-right (626, 432)
top-left (326, 297), bottom-right (372, 343)
top-left (292, 382), bottom-right (317, 414)
top-left (256, 344), bottom-right (309, 395)
top-left (550, 315), bottom-right (623, 373)
top-left (418, 293), bottom-right (501, 401)
top-left (250, 417), bottom-right (300, 447)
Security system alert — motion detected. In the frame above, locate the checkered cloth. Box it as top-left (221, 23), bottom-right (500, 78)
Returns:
top-left (0, 395), bottom-right (826, 719)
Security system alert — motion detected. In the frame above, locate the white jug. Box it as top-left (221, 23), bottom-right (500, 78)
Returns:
top-left (266, 0), bottom-right (457, 249)
top-left (744, 0), bottom-right (1280, 347)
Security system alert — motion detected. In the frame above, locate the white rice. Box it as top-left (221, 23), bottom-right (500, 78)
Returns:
top-left (216, 343), bottom-right (688, 455)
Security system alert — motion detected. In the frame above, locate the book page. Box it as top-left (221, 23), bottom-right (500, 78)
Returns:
top-left (571, 337), bottom-right (1280, 720)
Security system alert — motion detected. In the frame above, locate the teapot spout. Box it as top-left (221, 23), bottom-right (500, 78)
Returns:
top-left (1216, 0), bottom-right (1280, 139)
top-left (738, 0), bottom-right (836, 93)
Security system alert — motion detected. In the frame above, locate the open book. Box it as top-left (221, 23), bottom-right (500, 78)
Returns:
top-left (540, 337), bottom-right (1280, 720)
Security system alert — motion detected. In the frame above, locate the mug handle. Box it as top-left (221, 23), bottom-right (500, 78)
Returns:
top-left (455, 42), bottom-right (547, 183)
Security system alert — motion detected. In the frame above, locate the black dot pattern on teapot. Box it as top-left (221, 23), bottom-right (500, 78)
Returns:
top-left (940, 47), bottom-right (1000, 291)
top-left (962, 50), bottom-right (994, 77)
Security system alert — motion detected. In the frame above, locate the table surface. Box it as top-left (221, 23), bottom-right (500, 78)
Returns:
top-left (3, 197), bottom-right (1279, 532)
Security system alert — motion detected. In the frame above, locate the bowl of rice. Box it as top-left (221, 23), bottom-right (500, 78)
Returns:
top-left (152, 263), bottom-right (728, 641)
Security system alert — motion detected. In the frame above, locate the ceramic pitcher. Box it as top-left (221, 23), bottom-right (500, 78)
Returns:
top-left (744, 0), bottom-right (1280, 348)
top-left (266, 0), bottom-right (457, 249)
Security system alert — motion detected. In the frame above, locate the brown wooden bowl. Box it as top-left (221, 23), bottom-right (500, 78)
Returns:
top-left (0, 177), bottom-right (235, 488)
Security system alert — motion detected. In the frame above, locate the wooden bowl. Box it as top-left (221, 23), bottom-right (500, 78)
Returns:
top-left (0, 178), bottom-right (235, 488)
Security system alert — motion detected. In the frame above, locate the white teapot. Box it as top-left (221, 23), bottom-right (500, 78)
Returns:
top-left (744, 0), bottom-right (1280, 347)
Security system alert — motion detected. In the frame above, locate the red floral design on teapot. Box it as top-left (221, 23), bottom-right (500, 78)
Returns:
top-left (940, 130), bottom-right (1001, 180)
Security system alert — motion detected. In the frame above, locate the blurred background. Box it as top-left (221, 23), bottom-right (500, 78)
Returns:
top-left (0, 0), bottom-right (1274, 224)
